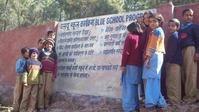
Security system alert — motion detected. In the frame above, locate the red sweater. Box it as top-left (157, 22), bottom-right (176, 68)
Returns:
top-left (121, 33), bottom-right (144, 67)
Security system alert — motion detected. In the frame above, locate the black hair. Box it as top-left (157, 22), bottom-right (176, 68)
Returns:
top-left (168, 18), bottom-right (180, 28)
top-left (37, 38), bottom-right (45, 44)
top-left (182, 9), bottom-right (193, 16)
top-left (142, 11), bottom-right (153, 26)
top-left (127, 22), bottom-right (142, 34)
top-left (21, 47), bottom-right (29, 55)
top-left (149, 13), bottom-right (164, 26)
top-left (143, 11), bottom-right (153, 18)
top-left (47, 30), bottom-right (54, 36)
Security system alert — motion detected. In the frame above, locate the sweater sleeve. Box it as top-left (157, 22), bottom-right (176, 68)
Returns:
top-left (15, 58), bottom-right (27, 74)
top-left (16, 59), bottom-right (23, 73)
top-left (121, 35), bottom-right (132, 67)
top-left (145, 28), bottom-right (165, 57)
top-left (53, 60), bottom-right (57, 79)
top-left (192, 24), bottom-right (199, 53)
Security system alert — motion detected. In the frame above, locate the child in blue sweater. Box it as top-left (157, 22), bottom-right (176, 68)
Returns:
top-left (179, 9), bottom-right (199, 103)
top-left (12, 47), bottom-right (29, 112)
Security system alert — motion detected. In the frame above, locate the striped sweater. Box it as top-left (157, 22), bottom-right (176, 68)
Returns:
top-left (26, 59), bottom-right (41, 84)
top-left (39, 48), bottom-right (57, 78)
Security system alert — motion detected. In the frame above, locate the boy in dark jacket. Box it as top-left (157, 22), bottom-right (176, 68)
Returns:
top-left (165, 18), bottom-right (182, 104)
top-left (179, 9), bottom-right (199, 103)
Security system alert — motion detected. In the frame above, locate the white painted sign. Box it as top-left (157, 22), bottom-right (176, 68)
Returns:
top-left (55, 9), bottom-right (156, 98)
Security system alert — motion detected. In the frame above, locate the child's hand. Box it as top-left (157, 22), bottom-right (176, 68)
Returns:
top-left (144, 58), bottom-right (150, 69)
top-left (120, 66), bottom-right (126, 72)
top-left (22, 72), bottom-right (28, 85)
top-left (24, 83), bottom-right (28, 86)
top-left (194, 53), bottom-right (199, 61)
top-left (52, 75), bottom-right (56, 81)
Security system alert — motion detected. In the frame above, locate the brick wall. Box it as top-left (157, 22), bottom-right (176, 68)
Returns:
top-left (0, 21), bottom-right (58, 85)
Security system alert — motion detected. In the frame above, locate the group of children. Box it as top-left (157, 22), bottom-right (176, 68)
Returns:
top-left (11, 8), bottom-right (199, 112)
top-left (121, 9), bottom-right (199, 112)
top-left (12, 31), bottom-right (57, 112)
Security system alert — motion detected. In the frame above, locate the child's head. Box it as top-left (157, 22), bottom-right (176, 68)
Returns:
top-left (47, 30), bottom-right (56, 39)
top-left (44, 38), bottom-right (55, 51)
top-left (127, 22), bottom-right (143, 35)
top-left (38, 38), bottom-right (45, 49)
top-left (143, 11), bottom-right (153, 26)
top-left (182, 9), bottom-right (194, 23)
top-left (149, 13), bottom-right (164, 29)
top-left (137, 16), bottom-right (144, 26)
top-left (29, 48), bottom-right (39, 59)
top-left (21, 47), bottom-right (29, 59)
top-left (168, 18), bottom-right (180, 33)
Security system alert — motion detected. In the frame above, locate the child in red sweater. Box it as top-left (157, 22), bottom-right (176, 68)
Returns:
top-left (38, 38), bottom-right (57, 110)
top-left (120, 22), bottom-right (144, 112)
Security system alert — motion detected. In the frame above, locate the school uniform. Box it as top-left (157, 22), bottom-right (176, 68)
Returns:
top-left (121, 33), bottom-right (143, 112)
top-left (12, 57), bottom-right (27, 112)
top-left (179, 22), bottom-right (199, 102)
top-left (143, 27), bottom-right (167, 108)
top-left (165, 31), bottom-right (182, 103)
top-left (20, 59), bottom-right (41, 112)
top-left (38, 48), bottom-right (57, 109)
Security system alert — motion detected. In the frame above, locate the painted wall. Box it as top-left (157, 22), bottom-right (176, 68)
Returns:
top-left (54, 9), bottom-right (156, 98)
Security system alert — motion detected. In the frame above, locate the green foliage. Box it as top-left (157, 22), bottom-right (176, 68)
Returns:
top-left (0, 0), bottom-right (61, 31)
top-left (0, 0), bottom-right (199, 31)
top-left (57, 0), bottom-right (123, 20)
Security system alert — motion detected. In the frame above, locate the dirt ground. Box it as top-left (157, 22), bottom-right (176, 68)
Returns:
top-left (47, 101), bottom-right (199, 112)
top-left (1, 92), bottom-right (199, 112)
top-left (1, 101), bottom-right (199, 112)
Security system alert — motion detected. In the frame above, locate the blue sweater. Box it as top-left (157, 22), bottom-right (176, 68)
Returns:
top-left (15, 57), bottom-right (27, 74)
top-left (179, 22), bottom-right (199, 53)
top-left (165, 31), bottom-right (182, 65)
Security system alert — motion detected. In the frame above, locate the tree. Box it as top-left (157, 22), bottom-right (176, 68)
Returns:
top-left (0, 0), bottom-right (199, 31)
top-left (57, 0), bottom-right (123, 20)
top-left (0, 0), bottom-right (9, 31)
top-left (0, 0), bottom-right (61, 31)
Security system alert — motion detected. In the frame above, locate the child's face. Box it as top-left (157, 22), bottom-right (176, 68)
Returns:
top-left (168, 22), bottom-right (178, 33)
top-left (38, 41), bottom-right (45, 49)
top-left (23, 51), bottom-right (29, 59)
top-left (149, 18), bottom-right (159, 29)
top-left (30, 52), bottom-right (38, 59)
top-left (183, 10), bottom-right (193, 22)
top-left (137, 17), bottom-right (143, 25)
top-left (48, 33), bottom-right (56, 39)
top-left (45, 42), bottom-right (53, 51)
top-left (143, 14), bottom-right (150, 26)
